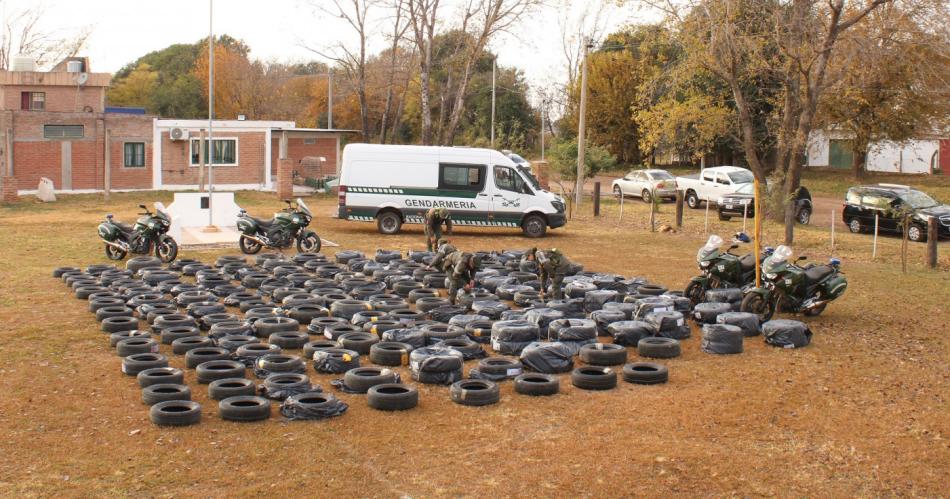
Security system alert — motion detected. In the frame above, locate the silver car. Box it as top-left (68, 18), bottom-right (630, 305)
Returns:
top-left (612, 169), bottom-right (678, 203)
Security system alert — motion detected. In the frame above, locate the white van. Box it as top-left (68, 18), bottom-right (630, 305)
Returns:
top-left (337, 144), bottom-right (567, 237)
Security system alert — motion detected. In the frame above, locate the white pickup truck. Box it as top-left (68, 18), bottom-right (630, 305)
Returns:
top-left (675, 166), bottom-right (755, 209)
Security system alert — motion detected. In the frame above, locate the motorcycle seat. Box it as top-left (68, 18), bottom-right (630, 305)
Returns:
top-left (804, 265), bottom-right (834, 284)
top-left (115, 222), bottom-right (134, 233)
top-left (251, 216), bottom-right (275, 228)
top-left (739, 253), bottom-right (756, 271)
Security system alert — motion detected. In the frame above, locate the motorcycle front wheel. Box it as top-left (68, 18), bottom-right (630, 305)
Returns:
top-left (684, 280), bottom-right (706, 307)
top-left (156, 235), bottom-right (179, 263)
top-left (297, 230), bottom-right (321, 253)
top-left (239, 235), bottom-right (263, 255)
top-left (740, 292), bottom-right (775, 322)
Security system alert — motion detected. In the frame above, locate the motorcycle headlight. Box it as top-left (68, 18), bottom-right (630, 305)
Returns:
top-left (765, 273), bottom-right (777, 279)
top-left (148, 222), bottom-right (157, 229)
top-left (700, 261), bottom-right (711, 268)
top-left (292, 216), bottom-right (300, 224)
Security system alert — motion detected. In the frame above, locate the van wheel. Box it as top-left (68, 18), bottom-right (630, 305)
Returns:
top-left (686, 190), bottom-right (700, 209)
top-left (522, 214), bottom-right (547, 238)
top-left (377, 212), bottom-right (402, 235)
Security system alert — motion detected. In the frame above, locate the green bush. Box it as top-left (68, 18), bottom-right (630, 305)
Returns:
top-left (548, 138), bottom-right (617, 184)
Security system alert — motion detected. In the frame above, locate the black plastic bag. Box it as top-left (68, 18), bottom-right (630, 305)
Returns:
top-left (763, 319), bottom-right (812, 348)
top-left (381, 328), bottom-right (427, 349)
top-left (312, 348), bottom-right (360, 374)
top-left (583, 290), bottom-right (619, 312)
top-left (634, 297), bottom-right (676, 320)
top-left (471, 300), bottom-right (510, 320)
top-left (590, 309), bottom-right (626, 336)
top-left (645, 311), bottom-right (690, 340)
top-left (608, 321), bottom-right (657, 346)
top-left (548, 318), bottom-right (597, 342)
top-left (700, 324), bottom-right (743, 354)
top-left (716, 312), bottom-right (761, 337)
top-left (519, 342), bottom-right (574, 373)
top-left (523, 308), bottom-right (564, 336)
top-left (280, 392), bottom-right (348, 420)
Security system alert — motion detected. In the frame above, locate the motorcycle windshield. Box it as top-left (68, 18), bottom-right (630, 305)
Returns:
top-left (153, 202), bottom-right (170, 220)
top-left (697, 235), bottom-right (722, 261)
top-left (296, 198), bottom-right (313, 217)
top-left (763, 245), bottom-right (792, 273)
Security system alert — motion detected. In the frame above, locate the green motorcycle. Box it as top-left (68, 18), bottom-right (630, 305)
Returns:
top-left (684, 234), bottom-right (773, 306)
top-left (237, 198), bottom-right (321, 254)
top-left (740, 246), bottom-right (847, 322)
top-left (98, 202), bottom-right (178, 262)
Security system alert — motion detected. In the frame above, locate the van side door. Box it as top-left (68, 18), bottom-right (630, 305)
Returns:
top-left (421, 163), bottom-right (492, 225)
top-left (490, 165), bottom-right (532, 227)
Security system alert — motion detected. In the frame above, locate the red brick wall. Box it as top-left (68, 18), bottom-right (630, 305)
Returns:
top-left (13, 140), bottom-right (61, 189)
top-left (107, 116), bottom-right (153, 189)
top-left (161, 130), bottom-right (266, 186)
top-left (3, 85), bottom-right (105, 113)
top-left (269, 136), bottom-right (338, 180)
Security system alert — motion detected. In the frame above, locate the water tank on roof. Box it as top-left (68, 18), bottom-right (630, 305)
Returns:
top-left (10, 54), bottom-right (36, 72)
top-left (66, 60), bottom-right (83, 73)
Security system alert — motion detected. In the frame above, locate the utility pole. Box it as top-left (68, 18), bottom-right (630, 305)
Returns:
top-left (490, 57), bottom-right (496, 148)
top-left (206, 0), bottom-right (215, 228)
top-left (540, 98), bottom-right (546, 161)
top-left (574, 38), bottom-right (591, 209)
top-left (327, 70), bottom-right (334, 129)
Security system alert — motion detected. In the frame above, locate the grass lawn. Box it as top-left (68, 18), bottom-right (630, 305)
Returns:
top-left (0, 190), bottom-right (947, 496)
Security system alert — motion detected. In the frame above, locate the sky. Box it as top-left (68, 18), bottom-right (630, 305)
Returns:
top-left (3, 0), bottom-right (660, 103)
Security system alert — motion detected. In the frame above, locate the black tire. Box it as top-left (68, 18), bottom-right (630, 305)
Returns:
top-left (109, 330), bottom-right (150, 348)
top-left (297, 230), bottom-right (322, 253)
top-left (847, 218), bottom-right (863, 234)
top-left (641, 189), bottom-right (652, 204)
top-left (637, 337), bottom-right (681, 359)
top-left (739, 292), bottom-right (775, 323)
top-left (908, 224), bottom-right (926, 243)
top-left (513, 373), bottom-right (559, 396)
top-left (637, 284), bottom-right (667, 296)
top-left (522, 214), bottom-right (547, 238)
top-left (450, 379), bottom-right (500, 406)
top-left (122, 353), bottom-right (168, 375)
top-left (155, 235), bottom-right (179, 263)
top-left (268, 331), bottom-right (309, 350)
top-left (622, 362), bottom-right (669, 384)
top-left (684, 280), bottom-right (706, 307)
top-left (718, 211), bottom-right (731, 221)
top-left (239, 235), bottom-right (264, 255)
top-left (438, 337), bottom-right (485, 360)
top-left (142, 383), bottom-right (192, 405)
top-left (172, 336), bottom-right (214, 355)
top-left (95, 306), bottom-right (133, 322)
top-left (338, 332), bottom-right (380, 355)
top-left (137, 367), bottom-right (185, 388)
top-left (367, 383), bottom-right (418, 411)
top-left (219, 395), bottom-right (272, 422)
top-left (685, 190), bottom-right (700, 209)
top-left (253, 317), bottom-right (300, 337)
top-left (160, 326), bottom-right (202, 345)
top-left (261, 372), bottom-right (313, 400)
top-left (209, 378), bottom-right (257, 400)
top-left (796, 207), bottom-right (811, 225)
top-left (149, 400), bottom-right (201, 426)
top-left (196, 360), bottom-right (246, 384)
top-left (102, 316), bottom-right (140, 333)
top-left (105, 242), bottom-right (127, 261)
top-left (127, 255), bottom-right (162, 272)
top-left (476, 357), bottom-right (524, 378)
top-left (578, 343), bottom-right (628, 366)
top-left (343, 366), bottom-right (399, 393)
top-left (369, 342), bottom-right (412, 366)
top-left (116, 337), bottom-right (160, 357)
top-left (376, 211), bottom-right (403, 235)
top-left (185, 347), bottom-right (231, 368)
top-left (570, 366), bottom-right (617, 390)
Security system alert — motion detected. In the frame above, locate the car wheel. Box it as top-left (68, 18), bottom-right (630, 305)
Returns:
top-left (376, 211), bottom-right (402, 235)
top-left (522, 214), bottom-right (547, 238)
top-left (686, 190), bottom-right (700, 209)
top-left (641, 189), bottom-right (652, 203)
top-left (908, 224), bottom-right (925, 242)
top-left (718, 211), bottom-right (731, 221)
top-left (847, 218), bottom-right (862, 234)
top-left (797, 207), bottom-right (811, 225)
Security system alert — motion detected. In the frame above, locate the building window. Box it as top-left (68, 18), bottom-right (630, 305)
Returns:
top-left (124, 142), bottom-right (146, 168)
top-left (303, 138), bottom-right (316, 145)
top-left (190, 138), bottom-right (238, 166)
top-left (43, 125), bottom-right (84, 139)
top-left (21, 92), bottom-right (45, 111)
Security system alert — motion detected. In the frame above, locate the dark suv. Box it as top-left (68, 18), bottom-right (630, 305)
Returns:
top-left (843, 184), bottom-right (950, 242)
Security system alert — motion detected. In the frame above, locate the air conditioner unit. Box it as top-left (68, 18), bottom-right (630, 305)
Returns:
top-left (169, 128), bottom-right (189, 141)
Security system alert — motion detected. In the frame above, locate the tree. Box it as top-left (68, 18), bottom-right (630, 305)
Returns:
top-left (106, 64), bottom-right (158, 108)
top-left (819, 3), bottom-right (950, 178)
top-left (0, 6), bottom-right (90, 70)
top-left (404, 0), bottom-right (441, 144)
top-left (548, 138), bottom-right (617, 201)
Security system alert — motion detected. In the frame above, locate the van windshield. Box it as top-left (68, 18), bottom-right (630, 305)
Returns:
top-left (517, 165), bottom-right (540, 190)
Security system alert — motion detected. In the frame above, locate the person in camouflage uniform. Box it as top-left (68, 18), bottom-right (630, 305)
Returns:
top-left (428, 239), bottom-right (457, 271)
top-left (444, 251), bottom-right (480, 305)
top-left (423, 207), bottom-right (453, 251)
top-left (524, 248), bottom-right (571, 300)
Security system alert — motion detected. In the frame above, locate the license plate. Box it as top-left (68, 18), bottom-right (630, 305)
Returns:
top-left (725, 204), bottom-right (733, 209)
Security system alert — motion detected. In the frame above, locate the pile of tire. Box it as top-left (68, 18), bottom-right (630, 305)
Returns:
top-left (490, 320), bottom-right (540, 355)
top-left (409, 346), bottom-right (464, 385)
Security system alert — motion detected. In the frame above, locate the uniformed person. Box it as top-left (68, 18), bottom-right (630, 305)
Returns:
top-left (445, 251), bottom-right (480, 305)
top-left (525, 248), bottom-right (571, 300)
top-left (428, 239), bottom-right (457, 271)
top-left (424, 207), bottom-right (453, 251)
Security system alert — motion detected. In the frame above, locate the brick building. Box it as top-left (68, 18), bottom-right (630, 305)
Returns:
top-left (0, 56), bottom-right (352, 195)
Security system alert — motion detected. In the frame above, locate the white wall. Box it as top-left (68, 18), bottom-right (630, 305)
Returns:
top-left (866, 140), bottom-right (939, 174)
top-left (806, 130), bottom-right (830, 167)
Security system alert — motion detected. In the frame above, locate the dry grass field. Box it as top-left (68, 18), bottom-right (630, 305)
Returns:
top-left (0, 187), bottom-right (947, 497)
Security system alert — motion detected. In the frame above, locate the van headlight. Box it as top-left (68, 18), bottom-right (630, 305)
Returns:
top-left (551, 200), bottom-right (565, 213)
